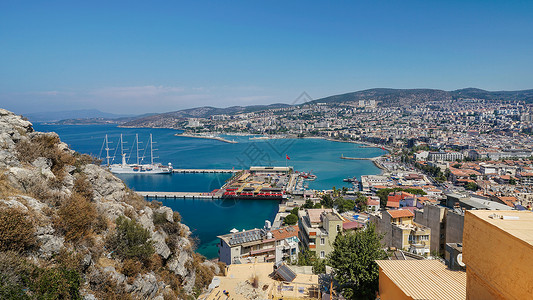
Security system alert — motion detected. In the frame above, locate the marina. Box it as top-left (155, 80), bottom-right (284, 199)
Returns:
top-left (33, 123), bottom-right (385, 258)
top-left (172, 168), bottom-right (240, 173)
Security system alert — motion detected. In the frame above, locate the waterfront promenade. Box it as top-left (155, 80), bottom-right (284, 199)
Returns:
top-left (136, 191), bottom-right (222, 199)
top-left (172, 168), bottom-right (240, 173)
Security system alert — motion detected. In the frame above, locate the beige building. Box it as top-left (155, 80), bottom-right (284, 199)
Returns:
top-left (376, 260), bottom-right (466, 300)
top-left (463, 210), bottom-right (533, 300)
top-left (298, 209), bottom-right (343, 259)
top-left (370, 209), bottom-right (431, 255)
top-left (199, 263), bottom-right (319, 300)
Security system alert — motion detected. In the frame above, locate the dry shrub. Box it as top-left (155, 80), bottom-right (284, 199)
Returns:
top-left (73, 173), bottom-right (93, 201)
top-left (191, 253), bottom-right (215, 291)
top-left (173, 211), bottom-right (181, 223)
top-left (73, 153), bottom-right (101, 172)
top-left (15, 134), bottom-right (76, 178)
top-left (0, 251), bottom-right (33, 288)
top-left (158, 270), bottom-right (184, 297)
top-left (87, 268), bottom-right (133, 300)
top-left (121, 259), bottom-right (143, 279)
top-left (55, 193), bottom-right (97, 243)
top-left (0, 171), bottom-right (20, 198)
top-left (55, 249), bottom-right (84, 273)
top-left (0, 207), bottom-right (37, 252)
top-left (147, 253), bottom-right (163, 271)
top-left (122, 190), bottom-right (148, 211)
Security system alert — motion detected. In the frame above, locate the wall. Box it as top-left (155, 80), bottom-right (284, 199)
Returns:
top-left (463, 211), bottom-right (533, 300)
top-left (445, 210), bottom-right (464, 244)
top-left (378, 268), bottom-right (413, 300)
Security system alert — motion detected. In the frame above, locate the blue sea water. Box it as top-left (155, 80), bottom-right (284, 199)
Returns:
top-left (33, 124), bottom-right (385, 258)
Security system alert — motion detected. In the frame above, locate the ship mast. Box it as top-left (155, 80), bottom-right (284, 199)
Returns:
top-left (136, 134), bottom-right (140, 165)
top-left (150, 133), bottom-right (154, 165)
top-left (105, 134), bottom-right (111, 166)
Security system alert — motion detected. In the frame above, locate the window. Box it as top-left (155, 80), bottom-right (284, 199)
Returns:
top-left (320, 238), bottom-right (325, 245)
top-left (320, 251), bottom-right (325, 258)
top-left (337, 224), bottom-right (341, 232)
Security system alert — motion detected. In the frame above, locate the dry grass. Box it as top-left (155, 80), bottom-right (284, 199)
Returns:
top-left (73, 173), bottom-right (94, 201)
top-left (55, 193), bottom-right (97, 243)
top-left (0, 207), bottom-right (37, 252)
top-left (0, 171), bottom-right (21, 198)
top-left (15, 134), bottom-right (76, 179)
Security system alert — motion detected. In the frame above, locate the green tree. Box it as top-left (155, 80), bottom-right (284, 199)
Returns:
top-left (509, 178), bottom-right (517, 185)
top-left (465, 182), bottom-right (479, 191)
top-left (327, 224), bottom-right (387, 300)
top-left (109, 216), bottom-right (154, 261)
top-left (290, 207), bottom-right (300, 215)
top-left (321, 194), bottom-right (334, 208)
top-left (302, 199), bottom-right (315, 209)
top-left (284, 214), bottom-right (298, 225)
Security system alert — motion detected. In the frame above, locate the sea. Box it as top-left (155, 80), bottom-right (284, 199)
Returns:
top-left (33, 124), bottom-right (386, 258)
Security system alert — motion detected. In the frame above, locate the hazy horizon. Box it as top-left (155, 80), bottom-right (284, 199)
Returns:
top-left (2, 1), bottom-right (533, 115)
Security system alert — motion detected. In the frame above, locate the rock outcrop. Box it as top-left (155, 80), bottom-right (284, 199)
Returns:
top-left (0, 108), bottom-right (219, 299)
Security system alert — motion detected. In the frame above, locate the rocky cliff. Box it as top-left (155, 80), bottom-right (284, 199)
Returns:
top-left (0, 108), bottom-right (220, 299)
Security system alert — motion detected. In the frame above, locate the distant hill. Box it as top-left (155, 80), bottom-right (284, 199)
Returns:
top-left (122, 103), bottom-right (291, 127)
top-left (310, 88), bottom-right (533, 106)
top-left (24, 109), bottom-right (134, 122)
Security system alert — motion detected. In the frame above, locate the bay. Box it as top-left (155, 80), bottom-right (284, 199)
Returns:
top-left (33, 124), bottom-right (385, 258)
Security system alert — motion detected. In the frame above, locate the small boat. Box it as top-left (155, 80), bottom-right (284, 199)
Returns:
top-left (343, 176), bottom-right (359, 183)
top-left (300, 171), bottom-right (317, 181)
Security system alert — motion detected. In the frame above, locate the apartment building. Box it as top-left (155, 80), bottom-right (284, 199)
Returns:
top-left (370, 209), bottom-right (431, 255)
top-left (297, 209), bottom-right (343, 259)
top-left (217, 225), bottom-right (299, 265)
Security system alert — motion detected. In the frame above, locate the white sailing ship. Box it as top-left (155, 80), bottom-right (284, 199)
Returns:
top-left (103, 133), bottom-right (172, 174)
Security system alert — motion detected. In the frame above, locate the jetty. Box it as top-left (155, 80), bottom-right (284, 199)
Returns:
top-left (340, 154), bottom-right (381, 161)
top-left (172, 168), bottom-right (240, 173)
top-left (175, 133), bottom-right (237, 144)
top-left (136, 191), bottom-right (222, 199)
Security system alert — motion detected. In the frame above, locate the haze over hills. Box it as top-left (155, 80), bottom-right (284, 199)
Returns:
top-left (38, 88), bottom-right (533, 127)
top-left (119, 88), bottom-right (533, 128)
top-left (24, 109), bottom-right (136, 123)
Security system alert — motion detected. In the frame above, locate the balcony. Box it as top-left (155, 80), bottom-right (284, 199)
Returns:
top-left (250, 247), bottom-right (276, 255)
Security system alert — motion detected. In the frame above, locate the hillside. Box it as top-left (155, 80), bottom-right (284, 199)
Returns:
top-left (118, 88), bottom-right (533, 128)
top-left (0, 109), bottom-right (219, 299)
top-left (24, 109), bottom-right (135, 123)
top-left (311, 88), bottom-right (533, 106)
top-left (121, 103), bottom-right (291, 128)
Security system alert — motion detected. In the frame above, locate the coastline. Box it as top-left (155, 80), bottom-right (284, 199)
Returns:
top-left (175, 133), bottom-right (238, 144)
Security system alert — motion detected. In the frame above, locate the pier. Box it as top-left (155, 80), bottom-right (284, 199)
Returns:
top-left (340, 155), bottom-right (381, 161)
top-left (172, 169), bottom-right (240, 173)
top-left (136, 191), bottom-right (222, 199)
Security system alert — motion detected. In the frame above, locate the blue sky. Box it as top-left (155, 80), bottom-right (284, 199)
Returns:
top-left (1, 0), bottom-right (533, 114)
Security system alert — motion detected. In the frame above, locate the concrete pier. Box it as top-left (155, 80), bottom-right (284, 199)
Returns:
top-left (172, 169), bottom-right (240, 173)
top-left (136, 191), bottom-right (222, 199)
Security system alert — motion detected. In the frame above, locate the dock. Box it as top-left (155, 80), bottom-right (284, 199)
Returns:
top-left (136, 191), bottom-right (222, 199)
top-left (340, 155), bottom-right (381, 161)
top-left (172, 169), bottom-right (240, 173)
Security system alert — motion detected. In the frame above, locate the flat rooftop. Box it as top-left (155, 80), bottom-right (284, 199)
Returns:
top-left (377, 260), bottom-right (466, 300)
top-left (467, 210), bottom-right (533, 246)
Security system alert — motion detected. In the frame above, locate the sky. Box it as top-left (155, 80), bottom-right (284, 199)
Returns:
top-left (1, 0), bottom-right (533, 115)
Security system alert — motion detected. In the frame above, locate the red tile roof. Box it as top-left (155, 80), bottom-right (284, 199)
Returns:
top-left (388, 209), bottom-right (415, 219)
top-left (271, 225), bottom-right (299, 240)
top-left (386, 201), bottom-right (400, 208)
top-left (343, 221), bottom-right (364, 230)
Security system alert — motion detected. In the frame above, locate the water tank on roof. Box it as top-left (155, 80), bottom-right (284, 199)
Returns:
top-left (266, 232), bottom-right (273, 239)
top-left (265, 220), bottom-right (271, 230)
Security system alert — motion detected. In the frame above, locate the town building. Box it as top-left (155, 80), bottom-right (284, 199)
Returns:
top-left (297, 209), bottom-right (343, 259)
top-left (376, 260), bottom-right (466, 300)
top-left (370, 209), bottom-right (431, 255)
top-left (463, 210), bottom-right (533, 299)
top-left (217, 225), bottom-right (299, 265)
